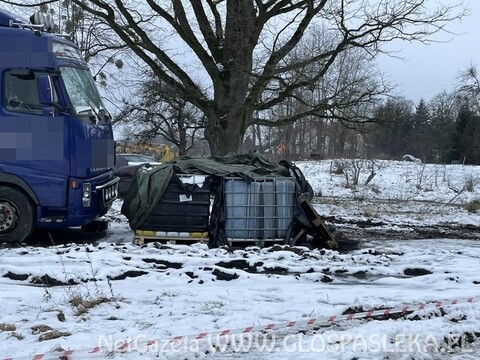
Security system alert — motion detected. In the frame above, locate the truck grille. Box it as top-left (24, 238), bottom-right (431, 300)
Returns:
top-left (96, 177), bottom-right (120, 205)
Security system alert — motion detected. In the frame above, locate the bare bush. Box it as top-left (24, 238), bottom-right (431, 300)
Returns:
top-left (464, 175), bottom-right (476, 192)
top-left (333, 158), bottom-right (384, 189)
top-left (465, 199), bottom-right (480, 213)
top-left (330, 160), bottom-right (345, 175)
top-left (415, 163), bottom-right (426, 190)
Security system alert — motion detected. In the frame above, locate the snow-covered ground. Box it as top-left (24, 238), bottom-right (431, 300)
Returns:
top-left (298, 159), bottom-right (480, 241)
top-left (1, 159), bottom-right (480, 360)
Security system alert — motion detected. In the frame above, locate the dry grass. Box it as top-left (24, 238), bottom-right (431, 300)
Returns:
top-left (38, 330), bottom-right (72, 342)
top-left (0, 323), bottom-right (16, 332)
top-left (31, 324), bottom-right (53, 335)
top-left (464, 175), bottom-right (476, 192)
top-left (465, 199), bottom-right (480, 213)
top-left (31, 324), bottom-right (71, 341)
top-left (69, 295), bottom-right (113, 316)
top-left (362, 209), bottom-right (378, 218)
top-left (9, 332), bottom-right (24, 340)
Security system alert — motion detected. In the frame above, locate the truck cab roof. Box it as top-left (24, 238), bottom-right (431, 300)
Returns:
top-left (0, 9), bottom-right (86, 69)
top-left (0, 8), bottom-right (27, 28)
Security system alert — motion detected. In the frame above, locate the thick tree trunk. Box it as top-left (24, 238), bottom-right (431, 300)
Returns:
top-left (205, 122), bottom-right (242, 155)
top-left (205, 0), bottom-right (256, 156)
top-left (205, 107), bottom-right (251, 155)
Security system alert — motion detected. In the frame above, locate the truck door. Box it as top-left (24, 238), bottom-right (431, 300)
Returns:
top-left (0, 68), bottom-right (69, 207)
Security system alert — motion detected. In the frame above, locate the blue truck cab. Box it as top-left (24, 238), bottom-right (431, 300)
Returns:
top-left (0, 9), bottom-right (119, 243)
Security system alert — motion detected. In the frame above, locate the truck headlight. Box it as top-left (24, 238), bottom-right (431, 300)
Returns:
top-left (83, 182), bottom-right (91, 207)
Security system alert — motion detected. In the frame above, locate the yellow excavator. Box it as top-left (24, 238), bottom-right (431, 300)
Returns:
top-left (156, 144), bottom-right (177, 162)
top-left (117, 143), bottom-right (178, 162)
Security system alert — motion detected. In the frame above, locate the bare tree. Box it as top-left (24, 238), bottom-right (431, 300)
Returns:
top-left (458, 65), bottom-right (480, 98)
top-left (115, 71), bottom-right (206, 156)
top-left (54, 1), bottom-right (130, 111)
top-left (457, 64), bottom-right (480, 114)
top-left (2, 0), bottom-right (466, 155)
top-left (428, 91), bottom-right (456, 163)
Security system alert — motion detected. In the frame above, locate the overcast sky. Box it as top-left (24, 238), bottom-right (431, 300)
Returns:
top-left (378, 1), bottom-right (479, 103)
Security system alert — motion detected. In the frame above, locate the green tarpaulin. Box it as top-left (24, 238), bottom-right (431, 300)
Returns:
top-left (121, 153), bottom-right (291, 229)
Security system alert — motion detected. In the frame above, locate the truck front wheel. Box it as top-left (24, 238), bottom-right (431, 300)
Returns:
top-left (0, 187), bottom-right (35, 244)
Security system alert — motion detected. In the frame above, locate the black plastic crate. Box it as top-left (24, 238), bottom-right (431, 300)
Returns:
top-left (138, 174), bottom-right (210, 232)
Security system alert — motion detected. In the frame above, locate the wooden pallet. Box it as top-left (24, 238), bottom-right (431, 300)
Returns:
top-left (225, 239), bottom-right (284, 248)
top-left (133, 230), bottom-right (209, 245)
top-left (133, 230), bottom-right (285, 248)
top-left (296, 194), bottom-right (339, 249)
top-left (133, 236), bottom-right (209, 246)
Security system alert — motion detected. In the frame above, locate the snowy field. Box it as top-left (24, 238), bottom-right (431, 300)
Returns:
top-left (1, 159), bottom-right (480, 359)
top-left (298, 159), bottom-right (480, 240)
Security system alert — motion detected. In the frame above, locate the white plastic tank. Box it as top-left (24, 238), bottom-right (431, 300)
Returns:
top-left (261, 180), bottom-right (275, 239)
top-left (225, 179), bottom-right (262, 238)
top-left (275, 179), bottom-right (295, 238)
top-left (224, 177), bottom-right (295, 240)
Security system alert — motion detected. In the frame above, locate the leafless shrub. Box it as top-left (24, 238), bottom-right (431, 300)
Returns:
top-left (49, 241), bottom-right (122, 316)
top-left (331, 160), bottom-right (345, 175)
top-left (334, 158), bottom-right (384, 189)
top-left (202, 300), bottom-right (226, 313)
top-left (465, 199), bottom-right (480, 213)
top-left (415, 163), bottom-right (426, 189)
top-left (365, 159), bottom-right (384, 185)
top-left (464, 175), bottom-right (476, 192)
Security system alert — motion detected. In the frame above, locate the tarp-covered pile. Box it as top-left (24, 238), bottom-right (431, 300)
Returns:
top-left (120, 153), bottom-right (359, 250)
top-left (121, 153), bottom-right (300, 230)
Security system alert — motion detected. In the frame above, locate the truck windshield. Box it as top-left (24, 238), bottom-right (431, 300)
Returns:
top-left (60, 67), bottom-right (107, 120)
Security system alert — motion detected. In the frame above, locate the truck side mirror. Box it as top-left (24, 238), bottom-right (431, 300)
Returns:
top-left (37, 75), bottom-right (53, 104)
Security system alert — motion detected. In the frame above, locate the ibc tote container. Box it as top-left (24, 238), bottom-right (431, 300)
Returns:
top-left (224, 177), bottom-right (296, 241)
top-left (261, 180), bottom-right (275, 239)
top-left (224, 180), bottom-right (262, 238)
top-left (275, 179), bottom-right (295, 238)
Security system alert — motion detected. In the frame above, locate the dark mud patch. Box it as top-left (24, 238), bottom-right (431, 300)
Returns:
top-left (212, 268), bottom-right (239, 281)
top-left (108, 270), bottom-right (148, 280)
top-left (3, 271), bottom-right (30, 281)
top-left (142, 258), bottom-right (183, 269)
top-left (215, 259), bottom-right (249, 269)
top-left (335, 221), bottom-right (480, 241)
top-left (215, 259), bottom-right (263, 273)
top-left (30, 275), bottom-right (78, 287)
top-left (404, 268), bottom-right (433, 276)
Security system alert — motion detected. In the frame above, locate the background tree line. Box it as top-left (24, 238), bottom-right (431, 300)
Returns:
top-left (118, 60), bottom-right (480, 164)
top-left (2, 0), bottom-right (476, 163)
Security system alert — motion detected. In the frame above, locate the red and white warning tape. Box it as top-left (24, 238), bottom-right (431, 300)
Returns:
top-left (3, 296), bottom-right (476, 359)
